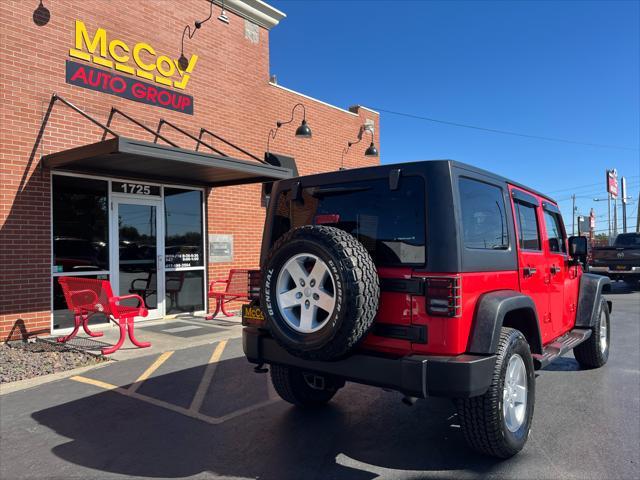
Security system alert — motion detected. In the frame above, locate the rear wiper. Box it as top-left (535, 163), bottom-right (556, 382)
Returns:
top-left (308, 186), bottom-right (371, 197)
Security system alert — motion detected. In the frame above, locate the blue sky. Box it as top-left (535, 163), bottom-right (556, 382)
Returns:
top-left (269, 0), bottom-right (640, 235)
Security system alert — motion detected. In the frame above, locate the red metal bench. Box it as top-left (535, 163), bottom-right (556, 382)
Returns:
top-left (57, 277), bottom-right (151, 355)
top-left (206, 269), bottom-right (252, 319)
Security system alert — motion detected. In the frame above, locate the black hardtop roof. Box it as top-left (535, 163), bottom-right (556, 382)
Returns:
top-left (284, 159), bottom-right (557, 205)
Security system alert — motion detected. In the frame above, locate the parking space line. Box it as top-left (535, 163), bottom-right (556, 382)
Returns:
top-left (69, 372), bottom-right (279, 426)
top-left (189, 340), bottom-right (227, 412)
top-left (128, 351), bottom-right (174, 393)
top-left (71, 375), bottom-right (220, 424)
top-left (70, 375), bottom-right (119, 391)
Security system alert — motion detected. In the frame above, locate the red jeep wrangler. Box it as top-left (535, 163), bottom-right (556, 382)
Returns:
top-left (242, 160), bottom-right (611, 458)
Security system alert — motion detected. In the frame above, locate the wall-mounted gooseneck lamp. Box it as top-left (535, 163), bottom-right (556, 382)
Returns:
top-left (218, 0), bottom-right (230, 23)
top-left (33, 1), bottom-right (50, 26)
top-left (340, 126), bottom-right (378, 169)
top-left (178, 0), bottom-right (215, 71)
top-left (266, 103), bottom-right (312, 156)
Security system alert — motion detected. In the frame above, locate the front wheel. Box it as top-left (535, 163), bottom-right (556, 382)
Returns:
top-left (456, 327), bottom-right (535, 458)
top-left (270, 365), bottom-right (344, 407)
top-left (573, 297), bottom-right (610, 368)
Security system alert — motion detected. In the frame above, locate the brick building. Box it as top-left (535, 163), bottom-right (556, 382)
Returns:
top-left (0, 0), bottom-right (380, 340)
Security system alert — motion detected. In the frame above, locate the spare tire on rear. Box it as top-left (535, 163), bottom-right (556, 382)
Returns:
top-left (261, 225), bottom-right (379, 360)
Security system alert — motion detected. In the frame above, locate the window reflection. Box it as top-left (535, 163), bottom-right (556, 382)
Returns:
top-left (118, 204), bottom-right (158, 309)
top-left (544, 211), bottom-right (567, 253)
top-left (52, 176), bottom-right (108, 272)
top-left (459, 178), bottom-right (509, 250)
top-left (514, 201), bottom-right (541, 250)
top-left (165, 271), bottom-right (204, 314)
top-left (165, 188), bottom-right (203, 268)
top-left (280, 177), bottom-right (426, 266)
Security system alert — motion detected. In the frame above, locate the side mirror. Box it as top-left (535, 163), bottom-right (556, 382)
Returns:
top-left (568, 236), bottom-right (588, 266)
top-left (569, 235), bottom-right (587, 256)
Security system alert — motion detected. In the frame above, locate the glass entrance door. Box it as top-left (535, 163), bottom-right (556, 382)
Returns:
top-left (112, 198), bottom-right (164, 319)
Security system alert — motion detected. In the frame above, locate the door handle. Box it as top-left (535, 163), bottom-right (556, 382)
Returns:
top-left (523, 266), bottom-right (537, 277)
top-left (550, 265), bottom-right (561, 275)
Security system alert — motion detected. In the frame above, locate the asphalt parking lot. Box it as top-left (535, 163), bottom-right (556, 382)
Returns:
top-left (1, 283), bottom-right (639, 480)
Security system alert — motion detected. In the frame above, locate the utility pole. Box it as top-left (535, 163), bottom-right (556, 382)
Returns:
top-left (621, 176), bottom-right (627, 233)
top-left (594, 196), bottom-right (611, 242)
top-left (605, 168), bottom-right (619, 245)
top-left (571, 194), bottom-right (576, 236)
top-left (636, 192), bottom-right (640, 233)
top-left (608, 193), bottom-right (612, 244)
top-left (613, 196), bottom-right (618, 237)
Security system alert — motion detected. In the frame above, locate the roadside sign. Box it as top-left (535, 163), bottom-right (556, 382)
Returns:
top-left (577, 216), bottom-right (589, 235)
top-left (606, 169), bottom-right (618, 198)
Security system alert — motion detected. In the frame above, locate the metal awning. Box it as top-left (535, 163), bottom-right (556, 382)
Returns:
top-left (42, 137), bottom-right (293, 187)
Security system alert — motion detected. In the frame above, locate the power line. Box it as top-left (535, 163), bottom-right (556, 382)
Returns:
top-left (545, 176), bottom-right (640, 195)
top-left (554, 181), bottom-right (640, 202)
top-left (373, 107), bottom-right (640, 151)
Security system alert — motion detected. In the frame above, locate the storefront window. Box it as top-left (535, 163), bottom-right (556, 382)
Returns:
top-left (164, 187), bottom-right (205, 314)
top-left (51, 177), bottom-right (206, 329)
top-left (165, 271), bottom-right (205, 314)
top-left (52, 175), bottom-right (109, 272)
top-left (164, 188), bottom-right (203, 268)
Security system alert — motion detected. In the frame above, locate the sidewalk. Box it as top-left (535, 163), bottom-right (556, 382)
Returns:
top-left (45, 314), bottom-right (243, 362)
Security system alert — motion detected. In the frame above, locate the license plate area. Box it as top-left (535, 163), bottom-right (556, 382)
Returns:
top-left (242, 303), bottom-right (265, 326)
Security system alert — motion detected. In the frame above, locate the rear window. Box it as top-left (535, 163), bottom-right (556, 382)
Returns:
top-left (615, 234), bottom-right (640, 247)
top-left (543, 210), bottom-right (567, 253)
top-left (459, 178), bottom-right (509, 250)
top-left (514, 201), bottom-right (541, 250)
top-left (273, 176), bottom-right (426, 266)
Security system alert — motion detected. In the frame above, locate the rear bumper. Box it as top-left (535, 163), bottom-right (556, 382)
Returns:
top-left (243, 328), bottom-right (496, 398)
top-left (590, 266), bottom-right (640, 281)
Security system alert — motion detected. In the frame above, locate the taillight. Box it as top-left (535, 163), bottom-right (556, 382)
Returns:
top-left (248, 269), bottom-right (261, 300)
top-left (425, 276), bottom-right (461, 317)
top-left (314, 214), bottom-right (340, 225)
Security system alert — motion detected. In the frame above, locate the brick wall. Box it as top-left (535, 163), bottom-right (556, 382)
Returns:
top-left (0, 0), bottom-right (379, 339)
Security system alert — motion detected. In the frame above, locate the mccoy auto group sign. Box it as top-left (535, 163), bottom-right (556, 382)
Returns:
top-left (66, 20), bottom-right (196, 114)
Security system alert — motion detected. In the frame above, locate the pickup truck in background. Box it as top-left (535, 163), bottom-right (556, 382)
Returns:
top-left (591, 233), bottom-right (640, 284)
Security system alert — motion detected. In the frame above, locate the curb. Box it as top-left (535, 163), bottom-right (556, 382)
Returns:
top-left (0, 360), bottom-right (111, 396)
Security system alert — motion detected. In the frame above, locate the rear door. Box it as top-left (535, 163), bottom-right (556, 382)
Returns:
top-left (509, 187), bottom-right (553, 343)
top-left (283, 175), bottom-right (427, 355)
top-left (541, 205), bottom-right (573, 336)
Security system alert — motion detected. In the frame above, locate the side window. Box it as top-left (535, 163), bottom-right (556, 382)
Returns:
top-left (459, 177), bottom-right (508, 250)
top-left (544, 211), bottom-right (567, 253)
top-left (514, 201), bottom-right (541, 250)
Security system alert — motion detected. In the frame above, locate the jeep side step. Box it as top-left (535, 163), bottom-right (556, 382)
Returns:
top-left (532, 328), bottom-right (592, 369)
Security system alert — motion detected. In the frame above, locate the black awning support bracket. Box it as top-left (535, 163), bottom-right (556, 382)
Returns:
top-left (100, 107), bottom-right (179, 148)
top-left (156, 119), bottom-right (228, 157)
top-left (22, 93), bottom-right (118, 191)
top-left (199, 127), bottom-right (266, 164)
top-left (33, 93), bottom-right (288, 190)
top-left (49, 93), bottom-right (119, 139)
